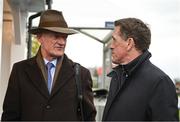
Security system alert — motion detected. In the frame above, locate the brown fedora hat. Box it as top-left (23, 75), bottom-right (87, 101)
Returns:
top-left (29, 9), bottom-right (77, 35)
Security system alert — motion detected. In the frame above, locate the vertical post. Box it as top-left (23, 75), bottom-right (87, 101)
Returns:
top-left (0, 0), bottom-right (3, 80)
top-left (0, 0), bottom-right (4, 117)
top-left (27, 12), bottom-right (41, 59)
top-left (102, 43), bottom-right (106, 88)
top-left (46, 0), bottom-right (52, 9)
top-left (27, 18), bottom-right (32, 58)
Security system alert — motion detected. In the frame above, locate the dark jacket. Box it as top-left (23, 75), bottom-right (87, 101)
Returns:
top-left (2, 53), bottom-right (96, 121)
top-left (102, 50), bottom-right (179, 121)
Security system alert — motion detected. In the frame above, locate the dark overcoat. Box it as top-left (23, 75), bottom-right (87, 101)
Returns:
top-left (2, 53), bottom-right (96, 121)
top-left (102, 51), bottom-right (179, 121)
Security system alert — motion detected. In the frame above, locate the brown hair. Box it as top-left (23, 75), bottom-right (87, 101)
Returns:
top-left (114, 18), bottom-right (151, 51)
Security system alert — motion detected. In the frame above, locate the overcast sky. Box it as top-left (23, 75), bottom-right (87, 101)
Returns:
top-left (52, 0), bottom-right (180, 79)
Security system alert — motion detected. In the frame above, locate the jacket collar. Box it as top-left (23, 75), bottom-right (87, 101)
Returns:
top-left (36, 49), bottom-right (48, 82)
top-left (108, 50), bottom-right (151, 77)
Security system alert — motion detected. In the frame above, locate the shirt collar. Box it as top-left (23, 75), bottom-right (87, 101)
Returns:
top-left (44, 58), bottom-right (57, 67)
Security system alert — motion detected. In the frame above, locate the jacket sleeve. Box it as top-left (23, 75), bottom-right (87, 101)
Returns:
top-left (148, 75), bottom-right (179, 121)
top-left (1, 64), bottom-right (21, 120)
top-left (81, 67), bottom-right (97, 121)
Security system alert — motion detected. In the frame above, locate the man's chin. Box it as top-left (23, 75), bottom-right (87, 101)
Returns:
top-left (51, 53), bottom-right (64, 58)
top-left (112, 58), bottom-right (118, 64)
top-left (112, 61), bottom-right (119, 65)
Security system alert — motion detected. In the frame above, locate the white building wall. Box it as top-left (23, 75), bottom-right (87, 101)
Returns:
top-left (0, 4), bottom-right (28, 119)
top-left (10, 7), bottom-right (28, 69)
top-left (0, 0), bottom-right (45, 118)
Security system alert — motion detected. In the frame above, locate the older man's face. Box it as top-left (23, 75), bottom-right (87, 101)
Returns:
top-left (37, 31), bottom-right (68, 61)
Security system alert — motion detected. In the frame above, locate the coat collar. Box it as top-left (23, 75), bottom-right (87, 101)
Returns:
top-left (36, 49), bottom-right (48, 82)
top-left (25, 57), bottom-right (50, 98)
top-left (25, 50), bottom-right (74, 98)
top-left (108, 50), bottom-right (151, 78)
top-left (50, 54), bottom-right (74, 97)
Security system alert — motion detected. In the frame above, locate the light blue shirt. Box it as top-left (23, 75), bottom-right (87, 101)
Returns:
top-left (44, 58), bottom-right (57, 87)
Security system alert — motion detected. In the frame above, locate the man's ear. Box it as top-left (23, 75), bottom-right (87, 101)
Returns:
top-left (127, 37), bottom-right (135, 51)
top-left (36, 34), bottom-right (42, 43)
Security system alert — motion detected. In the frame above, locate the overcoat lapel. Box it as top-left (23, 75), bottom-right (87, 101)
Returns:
top-left (51, 55), bottom-right (74, 97)
top-left (36, 50), bottom-right (48, 83)
top-left (51, 56), bottom-right (64, 89)
top-left (25, 57), bottom-right (49, 99)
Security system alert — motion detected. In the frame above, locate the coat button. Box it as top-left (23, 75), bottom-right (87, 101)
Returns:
top-left (77, 108), bottom-right (81, 112)
top-left (46, 105), bottom-right (51, 109)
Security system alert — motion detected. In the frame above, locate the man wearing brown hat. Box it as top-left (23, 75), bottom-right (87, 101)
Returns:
top-left (2, 9), bottom-right (96, 121)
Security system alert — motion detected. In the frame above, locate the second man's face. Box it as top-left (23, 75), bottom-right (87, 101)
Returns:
top-left (110, 26), bottom-right (129, 65)
top-left (38, 31), bottom-right (68, 61)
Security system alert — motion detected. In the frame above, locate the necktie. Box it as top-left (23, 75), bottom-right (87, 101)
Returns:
top-left (47, 62), bottom-right (54, 93)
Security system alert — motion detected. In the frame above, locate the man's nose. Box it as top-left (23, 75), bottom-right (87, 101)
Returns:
top-left (108, 39), bottom-right (114, 48)
top-left (56, 38), bottom-right (66, 44)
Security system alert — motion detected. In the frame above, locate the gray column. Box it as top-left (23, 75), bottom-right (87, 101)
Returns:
top-left (0, 0), bottom-right (4, 118)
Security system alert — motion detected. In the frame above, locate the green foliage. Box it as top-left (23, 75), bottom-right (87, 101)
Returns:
top-left (31, 36), bottom-right (40, 57)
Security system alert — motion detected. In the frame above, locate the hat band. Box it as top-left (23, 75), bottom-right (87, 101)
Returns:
top-left (39, 21), bottom-right (68, 28)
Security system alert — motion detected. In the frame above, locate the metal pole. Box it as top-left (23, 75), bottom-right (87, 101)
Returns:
top-left (46, 0), bottom-right (52, 9)
top-left (102, 43), bottom-right (106, 88)
top-left (27, 12), bottom-right (41, 59)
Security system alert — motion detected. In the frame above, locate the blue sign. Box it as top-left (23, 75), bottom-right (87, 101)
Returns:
top-left (105, 21), bottom-right (114, 28)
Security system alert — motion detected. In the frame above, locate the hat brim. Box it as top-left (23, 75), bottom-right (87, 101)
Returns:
top-left (29, 27), bottom-right (77, 35)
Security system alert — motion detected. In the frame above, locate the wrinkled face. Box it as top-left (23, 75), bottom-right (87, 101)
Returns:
top-left (110, 26), bottom-right (129, 64)
top-left (37, 31), bottom-right (68, 61)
